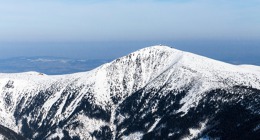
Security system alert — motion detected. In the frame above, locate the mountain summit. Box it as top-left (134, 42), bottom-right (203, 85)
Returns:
top-left (0, 46), bottom-right (260, 140)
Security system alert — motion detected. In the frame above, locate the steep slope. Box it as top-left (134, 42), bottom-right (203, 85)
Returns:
top-left (0, 124), bottom-right (26, 140)
top-left (0, 46), bottom-right (260, 140)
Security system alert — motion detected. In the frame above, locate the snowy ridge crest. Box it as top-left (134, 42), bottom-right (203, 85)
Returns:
top-left (0, 45), bottom-right (260, 140)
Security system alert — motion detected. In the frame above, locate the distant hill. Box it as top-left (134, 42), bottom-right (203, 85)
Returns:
top-left (0, 57), bottom-right (112, 75)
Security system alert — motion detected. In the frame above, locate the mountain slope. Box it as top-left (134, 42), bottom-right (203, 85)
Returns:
top-left (0, 46), bottom-right (259, 140)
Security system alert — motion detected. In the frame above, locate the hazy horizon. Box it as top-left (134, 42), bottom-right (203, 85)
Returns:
top-left (0, 40), bottom-right (259, 65)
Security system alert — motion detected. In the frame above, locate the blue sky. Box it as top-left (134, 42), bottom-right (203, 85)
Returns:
top-left (0, 0), bottom-right (260, 42)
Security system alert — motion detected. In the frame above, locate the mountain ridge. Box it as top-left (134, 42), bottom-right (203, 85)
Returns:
top-left (0, 45), bottom-right (260, 140)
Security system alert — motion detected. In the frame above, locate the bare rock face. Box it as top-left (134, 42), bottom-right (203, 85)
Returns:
top-left (5, 80), bottom-right (14, 89)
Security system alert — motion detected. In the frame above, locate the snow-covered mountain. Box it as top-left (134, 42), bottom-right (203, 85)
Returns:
top-left (0, 46), bottom-right (259, 140)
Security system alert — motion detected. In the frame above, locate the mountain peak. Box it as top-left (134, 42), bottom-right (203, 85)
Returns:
top-left (141, 45), bottom-right (174, 50)
top-left (132, 45), bottom-right (181, 55)
top-left (112, 45), bottom-right (184, 68)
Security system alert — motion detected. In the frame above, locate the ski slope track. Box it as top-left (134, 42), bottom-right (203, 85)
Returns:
top-left (0, 46), bottom-right (260, 140)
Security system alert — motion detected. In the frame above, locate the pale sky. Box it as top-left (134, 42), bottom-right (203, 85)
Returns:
top-left (0, 0), bottom-right (260, 42)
